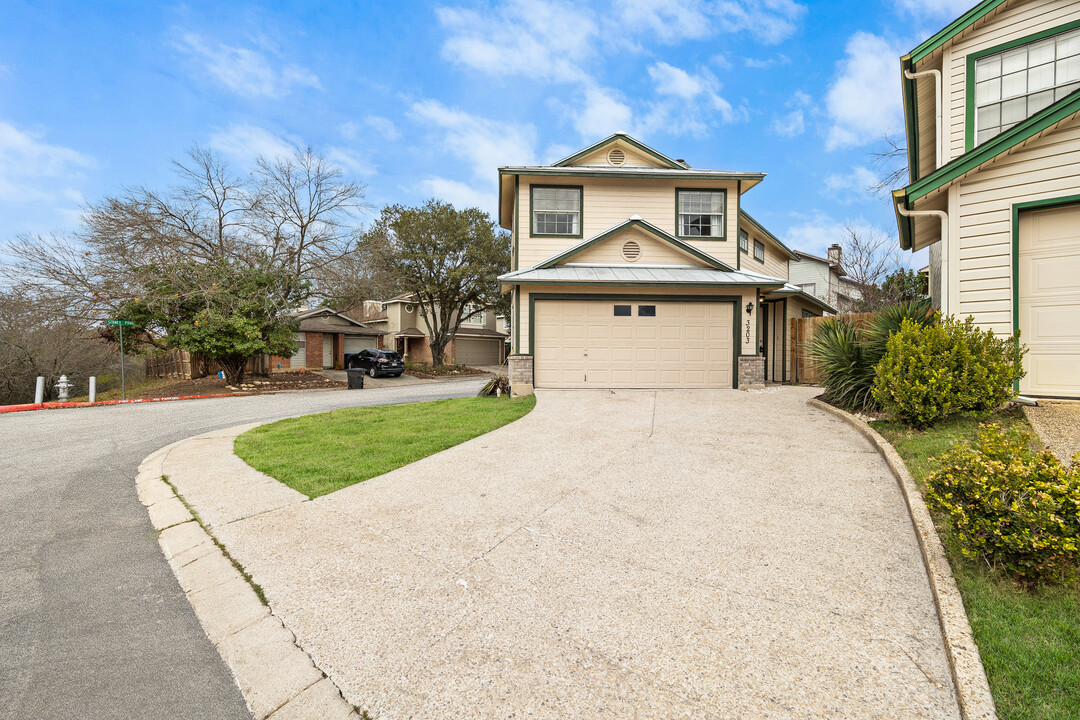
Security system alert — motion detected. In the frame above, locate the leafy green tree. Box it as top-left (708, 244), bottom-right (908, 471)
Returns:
top-left (118, 260), bottom-right (305, 385)
top-left (880, 268), bottom-right (927, 305)
top-left (359, 200), bottom-right (510, 366)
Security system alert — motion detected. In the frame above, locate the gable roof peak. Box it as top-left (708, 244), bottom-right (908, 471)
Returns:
top-left (553, 133), bottom-right (689, 169)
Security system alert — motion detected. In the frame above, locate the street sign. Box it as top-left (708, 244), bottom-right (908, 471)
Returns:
top-left (106, 319), bottom-right (134, 326)
top-left (105, 320), bottom-right (133, 399)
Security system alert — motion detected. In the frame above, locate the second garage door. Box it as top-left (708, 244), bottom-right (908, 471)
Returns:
top-left (534, 299), bottom-right (734, 389)
top-left (455, 337), bottom-right (501, 365)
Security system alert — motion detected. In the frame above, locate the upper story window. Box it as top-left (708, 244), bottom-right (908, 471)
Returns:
top-left (461, 303), bottom-right (485, 325)
top-left (532, 186), bottom-right (581, 236)
top-left (974, 27), bottom-right (1080, 146)
top-left (677, 189), bottom-right (725, 238)
top-left (753, 239), bottom-right (765, 263)
top-left (738, 229), bottom-right (749, 253)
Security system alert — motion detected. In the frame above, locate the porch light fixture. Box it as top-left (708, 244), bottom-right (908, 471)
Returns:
top-left (745, 301), bottom-right (754, 315)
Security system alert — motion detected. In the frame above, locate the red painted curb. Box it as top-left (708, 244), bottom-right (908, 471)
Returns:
top-left (0, 392), bottom-right (251, 414)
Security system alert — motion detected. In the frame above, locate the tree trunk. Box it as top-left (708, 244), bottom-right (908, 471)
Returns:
top-left (430, 338), bottom-right (447, 367)
top-left (219, 356), bottom-right (247, 386)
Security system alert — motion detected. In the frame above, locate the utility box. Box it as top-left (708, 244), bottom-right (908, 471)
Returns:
top-left (346, 368), bottom-right (365, 389)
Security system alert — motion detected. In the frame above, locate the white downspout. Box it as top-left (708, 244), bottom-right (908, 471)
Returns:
top-left (904, 68), bottom-right (944, 169)
top-left (896, 204), bottom-right (950, 315)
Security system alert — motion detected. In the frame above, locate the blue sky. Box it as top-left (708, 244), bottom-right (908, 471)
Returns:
top-left (0, 0), bottom-right (978, 263)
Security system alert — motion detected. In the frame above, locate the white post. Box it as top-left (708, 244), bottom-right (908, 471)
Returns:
top-left (89, 376), bottom-right (97, 403)
top-left (34, 376), bottom-right (44, 404)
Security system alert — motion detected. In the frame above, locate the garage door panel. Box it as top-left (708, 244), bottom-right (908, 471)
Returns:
top-left (1019, 205), bottom-right (1080, 397)
top-left (534, 299), bottom-right (733, 389)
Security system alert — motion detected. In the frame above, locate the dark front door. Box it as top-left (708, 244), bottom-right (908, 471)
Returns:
top-left (760, 302), bottom-right (769, 381)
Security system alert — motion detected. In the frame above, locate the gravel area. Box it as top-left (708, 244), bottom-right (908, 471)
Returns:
top-left (1023, 400), bottom-right (1080, 465)
top-left (169, 386), bottom-right (960, 719)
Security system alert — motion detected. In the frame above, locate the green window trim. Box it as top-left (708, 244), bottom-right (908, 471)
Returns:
top-left (965, 18), bottom-right (1080, 152)
top-left (527, 292), bottom-right (742, 389)
top-left (738, 228), bottom-right (749, 253)
top-left (753, 239), bottom-right (765, 263)
top-left (529, 184), bottom-right (584, 239)
top-left (675, 187), bottom-right (727, 241)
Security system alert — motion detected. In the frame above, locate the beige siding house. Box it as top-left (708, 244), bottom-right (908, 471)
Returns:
top-left (360, 294), bottom-right (507, 366)
top-left (894, 0), bottom-right (1080, 397)
top-left (788, 245), bottom-right (862, 313)
top-left (498, 134), bottom-right (833, 394)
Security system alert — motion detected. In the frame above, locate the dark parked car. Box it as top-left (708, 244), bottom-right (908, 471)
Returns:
top-left (345, 348), bottom-right (404, 377)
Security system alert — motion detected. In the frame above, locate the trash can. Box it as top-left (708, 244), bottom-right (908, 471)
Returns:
top-left (346, 368), bottom-right (365, 389)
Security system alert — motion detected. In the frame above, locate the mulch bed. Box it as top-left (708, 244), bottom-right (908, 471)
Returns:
top-left (404, 363), bottom-right (486, 379)
top-left (127, 371), bottom-right (345, 399)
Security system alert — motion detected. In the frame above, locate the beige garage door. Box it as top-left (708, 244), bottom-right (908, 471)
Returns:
top-left (534, 300), bottom-right (734, 389)
top-left (344, 335), bottom-right (377, 354)
top-left (455, 337), bottom-right (501, 365)
top-left (1019, 204), bottom-right (1080, 397)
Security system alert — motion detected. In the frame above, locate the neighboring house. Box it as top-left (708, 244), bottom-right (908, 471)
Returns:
top-left (497, 133), bottom-right (834, 393)
top-left (360, 294), bottom-right (508, 366)
top-left (893, 0), bottom-right (1080, 398)
top-left (268, 307), bottom-right (382, 372)
top-left (788, 244), bottom-right (862, 313)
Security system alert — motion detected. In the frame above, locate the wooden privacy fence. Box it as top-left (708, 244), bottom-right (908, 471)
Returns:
top-left (788, 312), bottom-right (876, 385)
top-left (145, 350), bottom-right (269, 380)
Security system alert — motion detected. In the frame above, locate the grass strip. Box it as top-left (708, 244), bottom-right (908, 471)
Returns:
top-left (234, 395), bottom-right (535, 499)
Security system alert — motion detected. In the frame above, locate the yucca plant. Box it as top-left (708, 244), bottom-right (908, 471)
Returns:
top-left (809, 316), bottom-right (877, 409)
top-left (861, 299), bottom-right (935, 365)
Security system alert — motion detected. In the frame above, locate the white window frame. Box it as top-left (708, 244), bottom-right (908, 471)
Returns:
top-left (461, 303), bottom-right (485, 326)
top-left (532, 186), bottom-right (581, 236)
top-left (738, 229), bottom-right (749, 253)
top-left (973, 26), bottom-right (1080, 146)
top-left (677, 189), bottom-right (725, 239)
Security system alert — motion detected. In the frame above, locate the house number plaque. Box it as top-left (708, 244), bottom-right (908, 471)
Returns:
top-left (745, 319), bottom-right (751, 344)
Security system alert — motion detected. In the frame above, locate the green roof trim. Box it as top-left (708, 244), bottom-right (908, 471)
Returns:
top-left (766, 287), bottom-right (838, 315)
top-left (909, 0), bottom-right (1008, 63)
top-left (552, 133), bottom-right (687, 169)
top-left (535, 218), bottom-right (734, 272)
top-left (900, 56), bottom-right (921, 183)
top-left (738, 210), bottom-right (797, 259)
top-left (498, 168), bottom-right (763, 182)
top-left (899, 90), bottom-right (1080, 204)
top-left (893, 189), bottom-right (916, 251)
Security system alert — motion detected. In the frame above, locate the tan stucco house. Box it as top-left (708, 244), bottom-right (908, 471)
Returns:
top-left (498, 133), bottom-right (833, 394)
top-left (894, 0), bottom-right (1080, 398)
top-left (360, 294), bottom-right (507, 366)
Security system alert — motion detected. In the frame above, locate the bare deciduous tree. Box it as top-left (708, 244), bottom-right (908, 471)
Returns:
top-left (839, 224), bottom-right (910, 312)
top-left (868, 133), bottom-right (910, 196)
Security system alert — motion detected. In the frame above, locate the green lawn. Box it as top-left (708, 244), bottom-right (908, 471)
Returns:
top-left (234, 395), bottom-right (535, 499)
top-left (873, 410), bottom-right (1080, 720)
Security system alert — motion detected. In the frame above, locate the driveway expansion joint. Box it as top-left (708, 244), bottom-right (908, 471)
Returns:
top-left (807, 397), bottom-right (998, 720)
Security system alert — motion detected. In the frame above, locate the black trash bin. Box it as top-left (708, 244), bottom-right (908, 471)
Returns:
top-left (346, 368), bottom-right (365, 389)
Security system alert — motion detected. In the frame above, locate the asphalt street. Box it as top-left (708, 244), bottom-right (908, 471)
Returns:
top-left (0, 380), bottom-right (485, 720)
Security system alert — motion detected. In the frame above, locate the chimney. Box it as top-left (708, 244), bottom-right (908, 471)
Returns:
top-left (827, 244), bottom-right (842, 267)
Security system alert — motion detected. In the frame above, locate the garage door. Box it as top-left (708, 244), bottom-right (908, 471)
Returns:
top-left (533, 299), bottom-right (734, 389)
top-left (455, 337), bottom-right (500, 365)
top-left (1019, 205), bottom-right (1080, 397)
top-left (344, 335), bottom-right (377, 354)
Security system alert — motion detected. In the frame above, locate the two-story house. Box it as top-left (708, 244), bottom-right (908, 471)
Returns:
top-left (360, 294), bottom-right (507, 366)
top-left (893, 0), bottom-right (1080, 398)
top-left (497, 133), bottom-right (833, 395)
top-left (788, 244), bottom-right (862, 313)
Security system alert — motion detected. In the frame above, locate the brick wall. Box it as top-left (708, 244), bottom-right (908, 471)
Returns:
top-left (331, 333), bottom-right (344, 369)
top-left (268, 355), bottom-right (291, 372)
top-left (508, 354), bottom-right (534, 397)
top-left (304, 332), bottom-right (323, 369)
top-left (738, 355), bottom-right (765, 389)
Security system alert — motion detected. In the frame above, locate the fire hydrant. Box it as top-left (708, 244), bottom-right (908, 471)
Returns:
top-left (56, 375), bottom-right (73, 403)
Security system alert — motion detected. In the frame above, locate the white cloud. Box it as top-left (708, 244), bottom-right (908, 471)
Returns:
top-left (649, 62), bottom-right (711, 100)
top-left (209, 124), bottom-right (300, 161)
top-left (825, 32), bottom-right (905, 150)
top-left (174, 32), bottom-right (322, 99)
top-left (894, 0), bottom-right (974, 20)
top-left (420, 177), bottom-right (494, 212)
top-left (614, 0), bottom-right (807, 44)
top-left (772, 110), bottom-right (805, 137)
top-left (409, 99), bottom-right (539, 180)
top-left (569, 85), bottom-right (635, 140)
top-left (823, 166), bottom-right (880, 202)
top-left (364, 116), bottom-right (401, 141)
top-left (0, 120), bottom-right (94, 205)
top-left (326, 147), bottom-right (377, 177)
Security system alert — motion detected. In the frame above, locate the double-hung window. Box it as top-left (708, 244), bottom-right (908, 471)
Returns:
top-left (753, 239), bottom-right (765, 263)
top-left (738, 229), bottom-right (749, 253)
top-left (461, 303), bottom-right (484, 325)
top-left (532, 186), bottom-right (581, 236)
top-left (974, 27), bottom-right (1080, 146)
top-left (677, 189), bottom-right (725, 238)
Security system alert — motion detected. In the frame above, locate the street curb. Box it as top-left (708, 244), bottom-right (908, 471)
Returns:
top-left (807, 398), bottom-right (998, 720)
top-left (136, 439), bottom-right (360, 720)
top-left (0, 392), bottom-right (251, 414)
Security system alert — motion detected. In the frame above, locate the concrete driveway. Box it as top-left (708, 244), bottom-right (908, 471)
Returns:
top-left (0, 379), bottom-right (485, 720)
top-left (193, 387), bottom-right (959, 719)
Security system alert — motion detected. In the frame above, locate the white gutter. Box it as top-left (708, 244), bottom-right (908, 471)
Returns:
top-left (905, 68), bottom-right (944, 168)
top-left (896, 204), bottom-right (950, 315)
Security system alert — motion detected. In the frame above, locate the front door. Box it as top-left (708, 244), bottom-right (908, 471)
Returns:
top-left (760, 303), bottom-right (769, 381)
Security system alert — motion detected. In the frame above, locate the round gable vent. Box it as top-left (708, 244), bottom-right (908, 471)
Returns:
top-left (621, 239), bottom-right (641, 262)
top-left (607, 147), bottom-right (626, 166)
